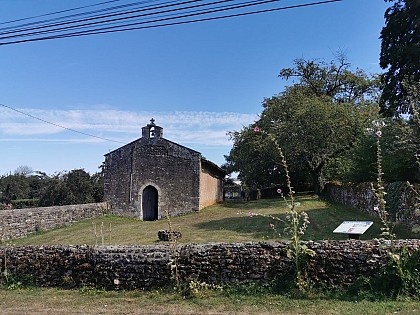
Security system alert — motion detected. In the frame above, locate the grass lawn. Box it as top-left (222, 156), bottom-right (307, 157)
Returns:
top-left (1, 287), bottom-right (419, 315)
top-left (2, 195), bottom-right (419, 314)
top-left (9, 194), bottom-right (418, 246)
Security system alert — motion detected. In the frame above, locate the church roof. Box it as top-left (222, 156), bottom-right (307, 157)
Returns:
top-left (104, 120), bottom-right (226, 176)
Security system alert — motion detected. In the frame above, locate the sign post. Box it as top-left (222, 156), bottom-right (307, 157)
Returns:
top-left (333, 221), bottom-right (373, 240)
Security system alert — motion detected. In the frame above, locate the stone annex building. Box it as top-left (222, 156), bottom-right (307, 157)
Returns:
top-left (103, 119), bottom-right (226, 220)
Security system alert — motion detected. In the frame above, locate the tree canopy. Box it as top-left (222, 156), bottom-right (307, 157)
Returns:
top-left (225, 57), bottom-right (380, 194)
top-left (379, 0), bottom-right (420, 117)
top-left (324, 116), bottom-right (419, 183)
top-left (0, 168), bottom-right (103, 208)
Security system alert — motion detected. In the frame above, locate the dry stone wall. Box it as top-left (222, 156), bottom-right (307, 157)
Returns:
top-left (0, 203), bottom-right (108, 241)
top-left (325, 182), bottom-right (420, 229)
top-left (1, 240), bottom-right (419, 290)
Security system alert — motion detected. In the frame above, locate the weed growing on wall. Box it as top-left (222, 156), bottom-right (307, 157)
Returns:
top-left (368, 120), bottom-right (420, 299)
top-left (248, 127), bottom-right (315, 292)
top-left (164, 208), bottom-right (180, 288)
top-left (378, 246), bottom-right (420, 298)
top-left (371, 120), bottom-right (395, 241)
top-left (0, 245), bottom-right (10, 286)
top-left (0, 244), bottom-right (33, 290)
top-left (348, 247), bottom-right (420, 300)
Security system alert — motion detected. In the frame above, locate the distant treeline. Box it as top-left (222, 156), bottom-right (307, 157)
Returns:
top-left (0, 167), bottom-right (103, 209)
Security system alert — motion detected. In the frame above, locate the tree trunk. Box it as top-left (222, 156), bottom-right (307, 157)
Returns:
top-left (310, 167), bottom-right (325, 195)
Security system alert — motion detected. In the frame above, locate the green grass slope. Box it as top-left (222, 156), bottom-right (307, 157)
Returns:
top-left (9, 194), bottom-right (418, 246)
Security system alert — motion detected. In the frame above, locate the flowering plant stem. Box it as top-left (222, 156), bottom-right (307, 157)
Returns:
top-left (253, 127), bottom-right (313, 291)
top-left (373, 122), bottom-right (395, 242)
top-left (372, 119), bottom-right (420, 297)
top-left (165, 208), bottom-right (179, 287)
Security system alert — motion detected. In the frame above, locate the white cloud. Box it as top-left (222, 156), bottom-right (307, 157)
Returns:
top-left (0, 107), bottom-right (257, 146)
top-left (0, 137), bottom-right (106, 143)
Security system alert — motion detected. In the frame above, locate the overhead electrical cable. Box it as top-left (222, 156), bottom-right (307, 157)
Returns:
top-left (0, 0), bottom-right (124, 26)
top-left (0, 0), bottom-right (339, 39)
top-left (0, 0), bottom-right (230, 40)
top-left (4, 0), bottom-right (251, 39)
top-left (0, 0), bottom-right (166, 31)
top-left (0, 103), bottom-right (126, 144)
top-left (0, 0), bottom-right (341, 45)
top-left (0, 0), bottom-right (206, 38)
top-left (58, 1), bottom-right (244, 31)
top-left (0, 0), bottom-right (282, 41)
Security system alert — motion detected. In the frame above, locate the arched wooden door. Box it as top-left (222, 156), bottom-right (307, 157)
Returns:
top-left (142, 185), bottom-right (158, 221)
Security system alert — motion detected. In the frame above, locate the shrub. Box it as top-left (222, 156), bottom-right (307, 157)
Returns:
top-left (10, 199), bottom-right (39, 209)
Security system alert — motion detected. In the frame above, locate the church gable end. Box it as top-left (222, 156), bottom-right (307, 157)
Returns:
top-left (104, 119), bottom-right (205, 220)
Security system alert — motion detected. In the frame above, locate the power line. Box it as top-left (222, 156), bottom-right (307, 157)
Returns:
top-left (0, 0), bottom-right (203, 37)
top-left (1, 0), bottom-right (276, 40)
top-left (0, 103), bottom-right (126, 144)
top-left (2, 0), bottom-right (290, 44)
top-left (0, 0), bottom-right (341, 45)
top-left (0, 0), bottom-right (124, 26)
top-left (0, 0), bottom-right (342, 46)
top-left (0, 0), bottom-right (164, 32)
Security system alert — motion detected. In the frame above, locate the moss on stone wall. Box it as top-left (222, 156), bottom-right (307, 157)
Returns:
top-left (1, 240), bottom-right (418, 290)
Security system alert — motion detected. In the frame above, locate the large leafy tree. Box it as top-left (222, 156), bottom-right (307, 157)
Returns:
top-left (325, 117), bottom-right (419, 183)
top-left (39, 169), bottom-right (101, 206)
top-left (226, 57), bottom-right (379, 194)
top-left (1, 168), bottom-right (104, 207)
top-left (379, 0), bottom-right (420, 117)
top-left (63, 169), bottom-right (95, 204)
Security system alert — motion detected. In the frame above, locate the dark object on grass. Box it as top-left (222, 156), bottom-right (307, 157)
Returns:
top-left (158, 230), bottom-right (182, 242)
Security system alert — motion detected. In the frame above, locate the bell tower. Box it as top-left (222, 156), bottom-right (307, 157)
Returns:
top-left (142, 118), bottom-right (163, 139)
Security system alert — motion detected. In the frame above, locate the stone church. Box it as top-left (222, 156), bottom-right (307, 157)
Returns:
top-left (103, 119), bottom-right (226, 220)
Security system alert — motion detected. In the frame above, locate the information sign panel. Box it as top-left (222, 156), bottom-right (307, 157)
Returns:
top-left (333, 221), bottom-right (373, 235)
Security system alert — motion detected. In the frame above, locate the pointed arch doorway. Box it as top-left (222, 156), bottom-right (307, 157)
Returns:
top-left (142, 185), bottom-right (158, 221)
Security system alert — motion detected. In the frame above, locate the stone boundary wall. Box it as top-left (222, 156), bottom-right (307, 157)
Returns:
top-left (1, 240), bottom-right (419, 290)
top-left (324, 182), bottom-right (420, 229)
top-left (0, 203), bottom-right (109, 241)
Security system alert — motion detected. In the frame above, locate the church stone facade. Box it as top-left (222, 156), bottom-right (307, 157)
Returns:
top-left (103, 120), bottom-right (226, 220)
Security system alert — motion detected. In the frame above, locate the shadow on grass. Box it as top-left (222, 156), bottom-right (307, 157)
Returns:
top-left (194, 203), bottom-right (419, 241)
top-left (193, 207), bottom-right (350, 241)
top-left (220, 194), bottom-right (319, 210)
top-left (193, 211), bottom-right (287, 240)
top-left (220, 198), bottom-right (284, 210)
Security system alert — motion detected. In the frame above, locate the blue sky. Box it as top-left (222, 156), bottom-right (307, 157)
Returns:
top-left (0, 0), bottom-right (389, 175)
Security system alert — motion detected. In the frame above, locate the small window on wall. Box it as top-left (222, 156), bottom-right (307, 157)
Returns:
top-left (149, 126), bottom-right (155, 138)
